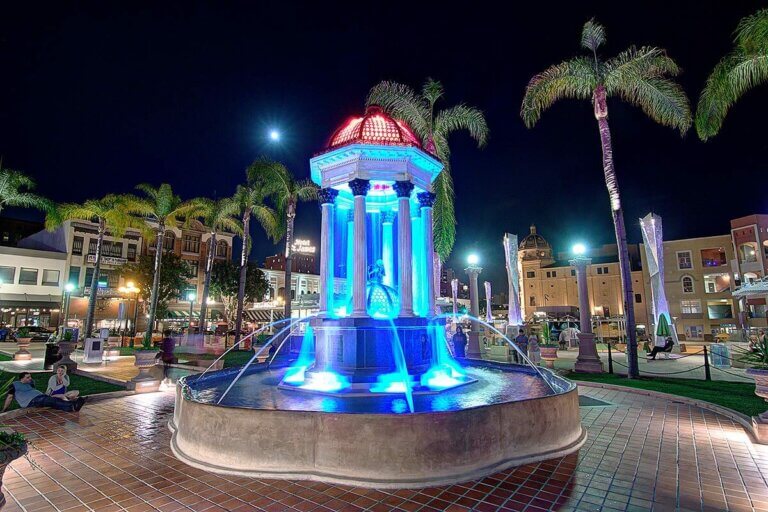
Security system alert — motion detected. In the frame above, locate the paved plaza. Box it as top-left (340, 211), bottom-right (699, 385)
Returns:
top-left (1, 385), bottom-right (766, 512)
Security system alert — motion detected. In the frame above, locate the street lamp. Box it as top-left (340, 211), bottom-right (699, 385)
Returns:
top-left (464, 254), bottom-right (483, 358)
top-left (572, 243), bottom-right (587, 256)
top-left (187, 291), bottom-right (196, 333)
top-left (61, 283), bottom-right (76, 331)
top-left (269, 129), bottom-right (280, 142)
top-left (119, 282), bottom-right (139, 347)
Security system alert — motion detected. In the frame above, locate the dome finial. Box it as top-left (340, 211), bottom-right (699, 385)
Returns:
top-left (530, 224), bottom-right (537, 235)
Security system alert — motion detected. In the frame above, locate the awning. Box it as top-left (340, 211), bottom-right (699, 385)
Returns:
top-left (0, 293), bottom-right (62, 309)
top-left (244, 309), bottom-right (285, 322)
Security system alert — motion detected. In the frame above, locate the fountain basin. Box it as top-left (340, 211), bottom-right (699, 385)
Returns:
top-left (169, 362), bottom-right (585, 488)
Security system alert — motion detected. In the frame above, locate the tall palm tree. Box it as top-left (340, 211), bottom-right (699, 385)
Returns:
top-left (194, 197), bottom-right (242, 333)
top-left (520, 19), bottom-right (691, 378)
top-left (232, 167), bottom-right (281, 346)
top-left (696, 8), bottom-right (768, 140)
top-left (122, 184), bottom-right (202, 347)
top-left (367, 78), bottom-right (489, 260)
top-left (0, 165), bottom-right (53, 215)
top-left (46, 195), bottom-right (143, 337)
top-left (248, 159), bottom-right (318, 323)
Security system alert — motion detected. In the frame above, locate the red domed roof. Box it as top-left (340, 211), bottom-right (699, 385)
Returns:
top-left (325, 105), bottom-right (422, 151)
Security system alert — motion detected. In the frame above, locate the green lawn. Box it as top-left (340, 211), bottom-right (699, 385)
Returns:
top-left (1, 372), bottom-right (124, 412)
top-left (566, 371), bottom-right (767, 417)
top-left (0, 352), bottom-right (11, 362)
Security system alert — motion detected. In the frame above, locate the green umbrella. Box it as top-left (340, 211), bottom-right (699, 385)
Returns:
top-left (656, 314), bottom-right (671, 337)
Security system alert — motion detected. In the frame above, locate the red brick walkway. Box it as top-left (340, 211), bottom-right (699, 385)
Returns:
top-left (1, 387), bottom-right (767, 511)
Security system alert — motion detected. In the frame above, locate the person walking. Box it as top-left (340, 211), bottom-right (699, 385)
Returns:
top-left (513, 329), bottom-right (529, 364)
top-left (528, 334), bottom-right (541, 365)
top-left (452, 325), bottom-right (468, 358)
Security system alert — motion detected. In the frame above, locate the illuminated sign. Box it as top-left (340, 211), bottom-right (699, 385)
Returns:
top-left (292, 239), bottom-right (316, 254)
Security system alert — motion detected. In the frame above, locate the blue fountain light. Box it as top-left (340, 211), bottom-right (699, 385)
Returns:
top-left (370, 373), bottom-right (410, 394)
top-left (298, 371), bottom-right (350, 393)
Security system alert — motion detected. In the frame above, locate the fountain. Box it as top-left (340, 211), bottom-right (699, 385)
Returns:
top-left (169, 105), bottom-right (585, 488)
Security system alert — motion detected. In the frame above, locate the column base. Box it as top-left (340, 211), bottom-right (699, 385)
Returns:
top-left (574, 332), bottom-right (604, 374)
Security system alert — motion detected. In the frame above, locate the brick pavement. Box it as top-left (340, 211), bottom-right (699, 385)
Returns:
top-left (1, 387), bottom-right (767, 511)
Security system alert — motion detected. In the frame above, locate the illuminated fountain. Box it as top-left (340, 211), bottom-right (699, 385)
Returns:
top-left (169, 106), bottom-right (585, 488)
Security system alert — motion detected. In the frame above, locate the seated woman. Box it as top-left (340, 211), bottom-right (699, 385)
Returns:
top-left (46, 366), bottom-right (80, 401)
top-left (648, 336), bottom-right (674, 360)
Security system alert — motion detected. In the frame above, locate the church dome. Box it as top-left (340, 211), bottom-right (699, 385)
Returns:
top-left (325, 105), bottom-right (422, 151)
top-left (520, 225), bottom-right (553, 261)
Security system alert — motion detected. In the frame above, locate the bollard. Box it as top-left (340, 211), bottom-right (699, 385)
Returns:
top-left (703, 345), bottom-right (711, 381)
top-left (607, 343), bottom-right (614, 374)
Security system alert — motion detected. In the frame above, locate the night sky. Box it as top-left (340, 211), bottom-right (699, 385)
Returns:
top-left (2, 1), bottom-right (767, 289)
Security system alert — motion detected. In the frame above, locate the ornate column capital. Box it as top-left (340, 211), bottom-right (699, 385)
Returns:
top-left (392, 180), bottom-right (414, 199)
top-left (569, 256), bottom-right (592, 268)
top-left (348, 178), bottom-right (370, 197)
top-left (417, 191), bottom-right (436, 208)
top-left (318, 188), bottom-right (339, 205)
top-left (380, 210), bottom-right (396, 224)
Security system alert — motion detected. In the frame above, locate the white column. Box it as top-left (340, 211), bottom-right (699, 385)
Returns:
top-left (349, 179), bottom-right (370, 317)
top-left (381, 211), bottom-right (395, 287)
top-left (411, 208), bottom-right (421, 315)
top-left (394, 181), bottom-right (414, 317)
top-left (418, 192), bottom-right (436, 318)
top-left (318, 188), bottom-right (339, 316)
top-left (465, 265), bottom-right (482, 358)
top-left (571, 256), bottom-right (603, 373)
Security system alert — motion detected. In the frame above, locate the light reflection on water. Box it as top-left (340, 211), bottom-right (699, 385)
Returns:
top-left (188, 365), bottom-right (557, 414)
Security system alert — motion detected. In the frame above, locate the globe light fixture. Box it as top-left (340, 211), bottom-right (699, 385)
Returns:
top-left (269, 129), bottom-right (280, 142)
top-left (64, 283), bottom-right (76, 292)
top-left (572, 243), bottom-right (587, 256)
top-left (187, 291), bottom-right (196, 301)
top-left (467, 253), bottom-right (480, 266)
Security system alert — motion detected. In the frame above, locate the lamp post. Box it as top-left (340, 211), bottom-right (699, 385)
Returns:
top-left (119, 282), bottom-right (139, 347)
top-left (187, 291), bottom-right (196, 334)
top-left (465, 254), bottom-right (483, 358)
top-left (570, 244), bottom-right (604, 373)
top-left (62, 283), bottom-right (76, 330)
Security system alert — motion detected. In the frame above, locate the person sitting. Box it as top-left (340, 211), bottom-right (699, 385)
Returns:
top-left (46, 366), bottom-right (80, 401)
top-left (648, 336), bottom-right (674, 360)
top-left (3, 372), bottom-right (85, 412)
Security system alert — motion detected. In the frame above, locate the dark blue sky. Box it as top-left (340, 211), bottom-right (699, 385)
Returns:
top-left (1, 1), bottom-right (766, 289)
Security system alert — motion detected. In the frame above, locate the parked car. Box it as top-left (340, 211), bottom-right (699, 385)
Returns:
top-left (12, 326), bottom-right (54, 342)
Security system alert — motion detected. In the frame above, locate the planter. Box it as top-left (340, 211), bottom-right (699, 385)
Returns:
top-left (105, 336), bottom-right (121, 358)
top-left (131, 349), bottom-right (160, 393)
top-left (540, 347), bottom-right (558, 369)
top-left (746, 368), bottom-right (768, 443)
top-left (0, 442), bottom-right (27, 509)
top-left (56, 340), bottom-right (78, 371)
top-left (12, 338), bottom-right (32, 361)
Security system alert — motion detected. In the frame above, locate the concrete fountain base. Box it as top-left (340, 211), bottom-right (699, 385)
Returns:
top-left (169, 366), bottom-right (585, 488)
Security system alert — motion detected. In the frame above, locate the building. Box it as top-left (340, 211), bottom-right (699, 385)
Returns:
top-left (730, 214), bottom-right (768, 330)
top-left (0, 217), bottom-right (44, 247)
top-left (439, 267), bottom-right (469, 299)
top-left (640, 235), bottom-right (737, 341)
top-left (0, 245), bottom-right (67, 328)
top-left (264, 239), bottom-right (319, 275)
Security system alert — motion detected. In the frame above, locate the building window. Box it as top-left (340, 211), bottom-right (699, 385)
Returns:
top-left (677, 251), bottom-right (693, 270)
top-left (127, 244), bottom-right (137, 261)
top-left (681, 299), bottom-right (702, 314)
top-left (634, 293), bottom-right (642, 303)
top-left (19, 268), bottom-right (38, 285)
top-left (526, 271), bottom-right (535, 278)
top-left (72, 236), bottom-right (84, 255)
top-left (84, 267), bottom-right (96, 287)
top-left (597, 267), bottom-right (603, 275)
top-left (216, 240), bottom-right (228, 258)
top-left (703, 273), bottom-right (730, 293)
top-left (602, 267), bottom-right (608, 274)
top-left (687, 325), bottom-right (704, 339)
top-left (88, 239), bottom-right (99, 255)
top-left (0, 266), bottom-right (15, 284)
top-left (41, 269), bottom-right (60, 286)
top-left (739, 243), bottom-right (757, 263)
top-left (546, 271), bottom-right (557, 278)
top-left (163, 232), bottom-right (175, 251)
top-left (570, 269), bottom-right (576, 277)
top-left (186, 261), bottom-right (199, 278)
top-left (182, 233), bottom-right (201, 253)
top-left (102, 241), bottom-right (123, 258)
top-left (529, 296), bottom-right (536, 307)
top-left (681, 275), bottom-right (694, 294)
top-left (68, 266), bottom-right (80, 286)
top-left (707, 299), bottom-right (733, 319)
top-left (700, 248), bottom-right (726, 267)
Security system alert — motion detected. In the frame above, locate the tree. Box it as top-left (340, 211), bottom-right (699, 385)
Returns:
top-left (367, 79), bottom-right (489, 260)
top-left (232, 161), bottom-right (282, 345)
top-left (123, 253), bottom-right (193, 325)
top-left (0, 165), bottom-right (53, 215)
top-left (696, 8), bottom-right (768, 140)
top-left (247, 159), bottom-right (317, 324)
top-left (192, 197), bottom-right (242, 332)
top-left (520, 19), bottom-right (691, 378)
top-left (209, 260), bottom-right (268, 331)
top-left (46, 195), bottom-right (143, 337)
top-left (122, 184), bottom-right (202, 347)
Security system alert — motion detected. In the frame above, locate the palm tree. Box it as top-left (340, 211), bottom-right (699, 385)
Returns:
top-left (122, 184), bottom-right (202, 348)
top-left (367, 78), bottom-right (489, 260)
top-left (46, 195), bottom-right (143, 337)
top-left (232, 167), bottom-right (281, 346)
top-left (248, 159), bottom-right (318, 323)
top-left (696, 8), bottom-right (768, 140)
top-left (0, 165), bottom-right (53, 215)
top-left (520, 19), bottom-right (691, 378)
top-left (193, 197), bottom-right (242, 333)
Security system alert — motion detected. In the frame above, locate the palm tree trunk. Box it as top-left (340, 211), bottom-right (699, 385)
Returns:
top-left (198, 232), bottom-right (216, 334)
top-left (84, 220), bottom-right (105, 338)
top-left (594, 85), bottom-right (639, 378)
top-left (284, 203), bottom-right (296, 322)
top-left (234, 209), bottom-right (251, 348)
top-left (144, 227), bottom-right (165, 348)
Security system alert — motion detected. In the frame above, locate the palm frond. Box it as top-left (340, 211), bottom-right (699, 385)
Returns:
top-left (422, 78), bottom-right (444, 106)
top-left (734, 8), bottom-right (768, 54)
top-left (581, 19), bottom-right (606, 52)
top-left (608, 75), bottom-right (691, 134)
top-left (251, 204), bottom-right (283, 242)
top-left (431, 169), bottom-right (456, 261)
top-left (434, 104), bottom-right (489, 148)
top-left (366, 81), bottom-right (431, 138)
top-left (521, 57), bottom-right (597, 127)
top-left (606, 46), bottom-right (681, 83)
top-left (294, 180), bottom-right (319, 202)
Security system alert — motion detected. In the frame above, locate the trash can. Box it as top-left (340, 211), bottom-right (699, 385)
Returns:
top-left (43, 343), bottom-right (60, 370)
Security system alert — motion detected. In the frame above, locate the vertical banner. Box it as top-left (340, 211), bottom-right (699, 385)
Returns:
top-left (503, 233), bottom-right (523, 326)
top-left (451, 278), bottom-right (459, 322)
top-left (484, 281), bottom-right (492, 324)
